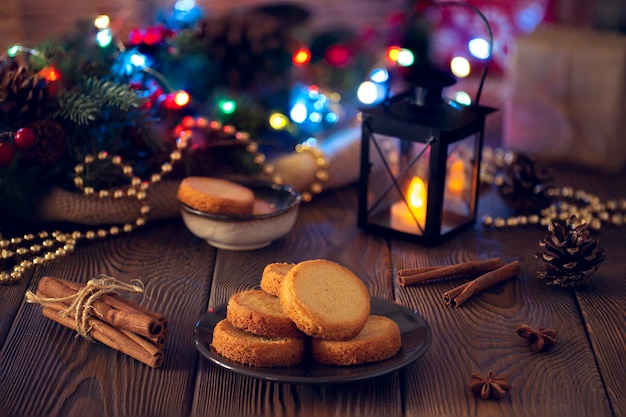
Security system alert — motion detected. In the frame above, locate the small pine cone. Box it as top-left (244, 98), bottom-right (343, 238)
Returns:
top-left (0, 60), bottom-right (48, 122)
top-left (534, 215), bottom-right (606, 288)
top-left (21, 119), bottom-right (67, 164)
top-left (499, 154), bottom-right (552, 213)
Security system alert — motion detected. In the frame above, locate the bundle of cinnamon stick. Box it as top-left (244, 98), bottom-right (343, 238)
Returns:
top-left (26, 276), bottom-right (168, 368)
top-left (398, 257), bottom-right (521, 307)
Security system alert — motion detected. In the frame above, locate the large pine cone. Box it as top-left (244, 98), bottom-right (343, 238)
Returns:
top-left (534, 215), bottom-right (606, 288)
top-left (0, 60), bottom-right (48, 123)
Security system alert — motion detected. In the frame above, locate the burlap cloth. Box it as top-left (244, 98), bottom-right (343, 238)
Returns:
top-left (35, 126), bottom-right (364, 226)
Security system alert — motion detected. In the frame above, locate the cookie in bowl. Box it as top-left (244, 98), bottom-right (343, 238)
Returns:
top-left (178, 177), bottom-right (301, 250)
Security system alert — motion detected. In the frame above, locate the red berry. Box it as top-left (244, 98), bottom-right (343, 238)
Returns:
top-left (0, 142), bottom-right (15, 166)
top-left (15, 128), bottom-right (36, 148)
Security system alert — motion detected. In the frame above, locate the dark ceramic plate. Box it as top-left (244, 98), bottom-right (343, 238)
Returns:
top-left (194, 297), bottom-right (432, 384)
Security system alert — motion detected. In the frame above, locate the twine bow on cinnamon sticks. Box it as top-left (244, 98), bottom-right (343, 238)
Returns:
top-left (397, 258), bottom-right (521, 307)
top-left (25, 275), bottom-right (168, 368)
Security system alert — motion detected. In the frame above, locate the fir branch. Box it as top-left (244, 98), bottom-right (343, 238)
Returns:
top-left (80, 77), bottom-right (142, 113)
top-left (52, 92), bottom-right (99, 125)
top-left (52, 77), bottom-right (142, 125)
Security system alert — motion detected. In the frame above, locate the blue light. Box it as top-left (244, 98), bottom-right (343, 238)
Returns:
top-left (157, 0), bottom-right (203, 29)
top-left (174, 0), bottom-right (196, 12)
top-left (130, 53), bottom-right (147, 68)
top-left (313, 100), bottom-right (325, 111)
top-left (369, 68), bottom-right (389, 83)
top-left (309, 112), bottom-right (322, 123)
top-left (325, 112), bottom-right (338, 123)
top-left (290, 102), bottom-right (308, 124)
top-left (516, 3), bottom-right (545, 32)
top-left (468, 38), bottom-right (490, 60)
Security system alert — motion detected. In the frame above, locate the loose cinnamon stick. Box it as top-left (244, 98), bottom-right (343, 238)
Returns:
top-left (446, 260), bottom-right (521, 307)
top-left (442, 282), bottom-right (470, 305)
top-left (41, 305), bottom-right (164, 368)
top-left (38, 276), bottom-right (167, 340)
top-left (398, 258), bottom-right (505, 286)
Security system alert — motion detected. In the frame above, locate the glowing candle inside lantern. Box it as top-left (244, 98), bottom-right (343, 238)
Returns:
top-left (390, 176), bottom-right (427, 233)
top-left (448, 159), bottom-right (466, 194)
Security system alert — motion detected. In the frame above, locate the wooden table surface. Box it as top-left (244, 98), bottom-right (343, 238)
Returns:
top-left (0, 164), bottom-right (624, 417)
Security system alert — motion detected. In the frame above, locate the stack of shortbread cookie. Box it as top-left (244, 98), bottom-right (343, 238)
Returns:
top-left (211, 259), bottom-right (402, 367)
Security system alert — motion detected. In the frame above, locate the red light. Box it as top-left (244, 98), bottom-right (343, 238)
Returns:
top-left (292, 48), bottom-right (311, 65)
top-left (143, 27), bottom-right (163, 45)
top-left (128, 29), bottom-right (144, 46)
top-left (324, 44), bottom-right (351, 67)
top-left (181, 116), bottom-right (196, 129)
top-left (174, 91), bottom-right (190, 107)
top-left (386, 46), bottom-right (401, 63)
top-left (39, 66), bottom-right (61, 82)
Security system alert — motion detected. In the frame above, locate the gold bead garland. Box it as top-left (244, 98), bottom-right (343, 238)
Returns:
top-left (174, 117), bottom-right (330, 203)
top-left (0, 131), bottom-right (188, 285)
top-left (480, 147), bottom-right (626, 232)
top-left (278, 142), bottom-right (329, 203)
top-left (0, 119), bottom-right (331, 284)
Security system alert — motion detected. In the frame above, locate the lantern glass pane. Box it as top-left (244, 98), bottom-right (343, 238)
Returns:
top-left (365, 133), bottom-right (431, 235)
top-left (441, 134), bottom-right (477, 234)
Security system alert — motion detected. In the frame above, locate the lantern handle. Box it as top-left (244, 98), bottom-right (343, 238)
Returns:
top-left (406, 0), bottom-right (493, 107)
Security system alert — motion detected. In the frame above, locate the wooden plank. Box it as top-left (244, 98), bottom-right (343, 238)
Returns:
top-left (0, 219), bottom-right (216, 417)
top-left (191, 187), bottom-right (402, 416)
top-left (575, 227), bottom-right (626, 417)
top-left (391, 179), bottom-right (617, 417)
top-left (547, 164), bottom-right (626, 416)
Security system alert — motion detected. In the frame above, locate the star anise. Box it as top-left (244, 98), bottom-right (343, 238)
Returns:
top-left (466, 371), bottom-right (513, 400)
top-left (516, 324), bottom-right (558, 352)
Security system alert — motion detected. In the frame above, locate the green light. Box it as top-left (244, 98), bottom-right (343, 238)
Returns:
top-left (397, 49), bottom-right (415, 67)
top-left (218, 99), bottom-right (236, 114)
top-left (7, 45), bottom-right (20, 57)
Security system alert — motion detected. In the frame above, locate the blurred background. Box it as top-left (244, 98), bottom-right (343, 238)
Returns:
top-left (1, 0), bottom-right (624, 48)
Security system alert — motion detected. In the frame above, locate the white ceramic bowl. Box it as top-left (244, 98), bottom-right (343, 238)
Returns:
top-left (180, 179), bottom-right (301, 250)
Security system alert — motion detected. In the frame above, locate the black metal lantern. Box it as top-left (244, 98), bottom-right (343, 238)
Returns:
top-left (357, 3), bottom-right (495, 246)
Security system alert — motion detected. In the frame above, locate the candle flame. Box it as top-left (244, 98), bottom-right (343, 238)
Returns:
top-left (408, 176), bottom-right (426, 211)
top-left (448, 159), bottom-right (466, 193)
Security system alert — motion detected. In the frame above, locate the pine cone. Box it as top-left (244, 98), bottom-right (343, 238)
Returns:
top-left (498, 154), bottom-right (552, 213)
top-left (0, 60), bottom-right (48, 123)
top-left (195, 9), bottom-right (296, 93)
top-left (534, 215), bottom-right (606, 288)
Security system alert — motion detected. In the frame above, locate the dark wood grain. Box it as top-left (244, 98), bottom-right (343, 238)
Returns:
top-left (0, 165), bottom-right (624, 417)
top-left (0, 220), bottom-right (217, 417)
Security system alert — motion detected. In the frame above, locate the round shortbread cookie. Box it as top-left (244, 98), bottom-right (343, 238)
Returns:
top-left (260, 262), bottom-right (295, 296)
top-left (227, 289), bottom-right (303, 338)
top-left (176, 177), bottom-right (255, 215)
top-left (279, 259), bottom-right (370, 341)
top-left (210, 319), bottom-right (305, 367)
top-left (311, 315), bottom-right (402, 366)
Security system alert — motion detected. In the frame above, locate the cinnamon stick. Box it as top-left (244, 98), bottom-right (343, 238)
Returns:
top-left (442, 282), bottom-right (470, 305)
top-left (41, 305), bottom-right (164, 368)
top-left (38, 276), bottom-right (167, 340)
top-left (398, 258), bottom-right (505, 286)
top-left (446, 260), bottom-right (521, 307)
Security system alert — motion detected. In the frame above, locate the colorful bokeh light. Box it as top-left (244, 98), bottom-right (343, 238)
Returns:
top-left (450, 56), bottom-right (470, 78)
